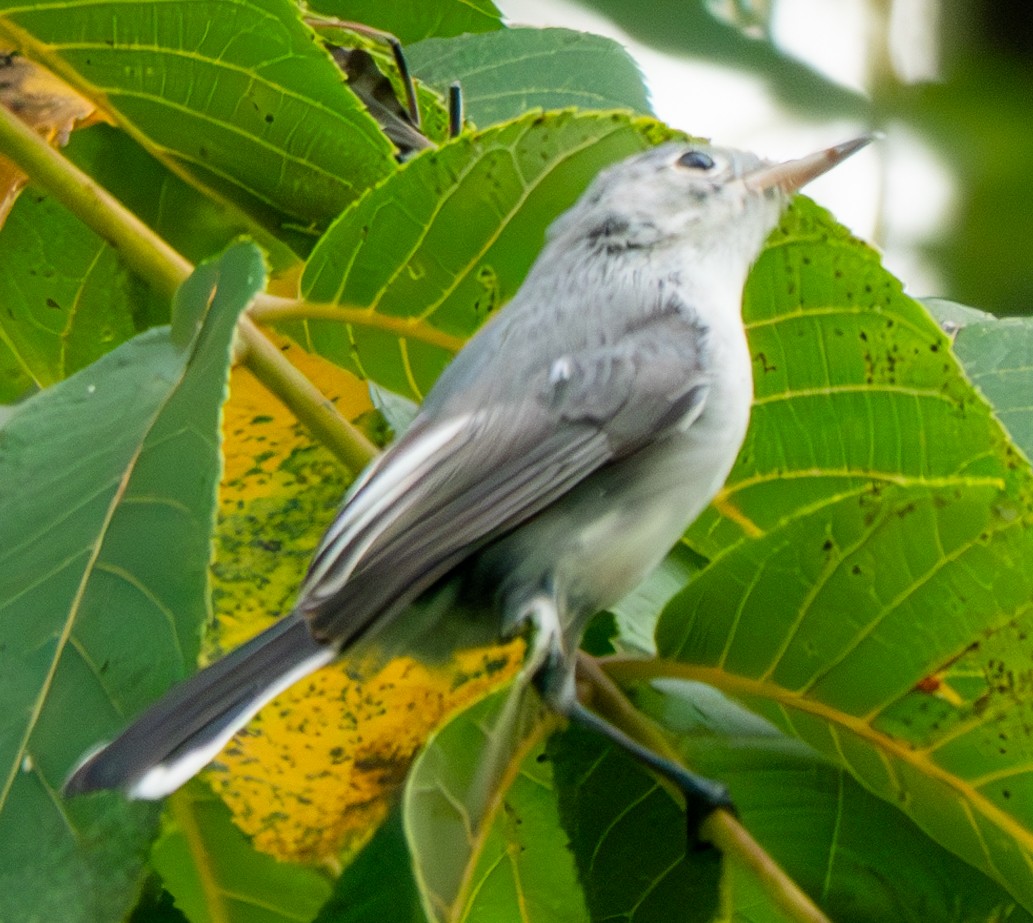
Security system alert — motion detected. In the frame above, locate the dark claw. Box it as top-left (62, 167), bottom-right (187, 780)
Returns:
top-left (682, 776), bottom-right (735, 851)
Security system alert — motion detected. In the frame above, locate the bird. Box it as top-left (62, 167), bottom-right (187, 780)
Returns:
top-left (64, 135), bottom-right (872, 817)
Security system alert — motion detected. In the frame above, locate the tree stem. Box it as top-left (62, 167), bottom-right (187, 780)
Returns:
top-left (237, 317), bottom-right (378, 471)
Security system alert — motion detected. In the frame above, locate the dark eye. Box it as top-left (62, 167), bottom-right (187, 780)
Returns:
top-left (676, 150), bottom-right (715, 170)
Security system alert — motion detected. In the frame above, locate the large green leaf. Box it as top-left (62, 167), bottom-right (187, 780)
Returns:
top-left (550, 679), bottom-right (1029, 922)
top-left (0, 120), bottom-right (277, 405)
top-left (407, 27), bottom-right (653, 126)
top-left (0, 121), bottom-right (284, 405)
top-left (306, 0), bottom-right (503, 44)
top-left (0, 186), bottom-right (145, 399)
top-left (295, 109), bottom-right (677, 398)
top-left (0, 242), bottom-right (263, 922)
top-left (651, 200), bottom-right (1033, 909)
top-left (66, 123), bottom-right (295, 273)
top-left (0, 0), bottom-right (396, 226)
top-left (152, 781), bottom-right (332, 923)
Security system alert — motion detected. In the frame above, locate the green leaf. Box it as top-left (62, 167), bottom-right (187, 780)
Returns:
top-left (0, 242), bottom-right (263, 923)
top-left (643, 679), bottom-right (1031, 922)
top-left (306, 0), bottom-right (503, 44)
top-left (0, 186), bottom-right (145, 396)
top-left (66, 123), bottom-right (296, 274)
top-left (315, 808), bottom-right (426, 923)
top-left (607, 543), bottom-right (705, 656)
top-left (407, 27), bottom-right (653, 126)
top-left (653, 200), bottom-right (1033, 909)
top-left (552, 678), bottom-right (1029, 922)
top-left (0, 120), bottom-right (280, 405)
top-left (296, 109), bottom-right (678, 398)
top-left (152, 780), bottom-right (332, 923)
top-left (549, 726), bottom-right (721, 923)
top-left (404, 689), bottom-right (585, 922)
top-left (0, 0), bottom-right (396, 226)
top-left (688, 199), bottom-right (1013, 553)
top-left (0, 122), bottom-right (281, 405)
top-left (924, 298), bottom-right (1033, 462)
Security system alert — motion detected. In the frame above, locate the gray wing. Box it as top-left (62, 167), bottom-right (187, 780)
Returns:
top-left (298, 306), bottom-right (710, 644)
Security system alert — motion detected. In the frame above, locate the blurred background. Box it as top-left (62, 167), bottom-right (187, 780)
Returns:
top-left (500, 0), bottom-right (1033, 317)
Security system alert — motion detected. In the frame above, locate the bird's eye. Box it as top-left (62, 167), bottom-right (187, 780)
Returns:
top-left (676, 150), bottom-right (715, 170)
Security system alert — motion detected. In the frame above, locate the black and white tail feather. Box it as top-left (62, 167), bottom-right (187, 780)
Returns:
top-left (65, 616), bottom-right (333, 798)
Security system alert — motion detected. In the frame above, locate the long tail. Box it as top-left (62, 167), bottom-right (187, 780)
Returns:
top-left (63, 614), bottom-right (334, 799)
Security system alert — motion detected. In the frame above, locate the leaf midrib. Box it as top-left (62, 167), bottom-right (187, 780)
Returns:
top-left (608, 653), bottom-right (1033, 865)
top-left (0, 349), bottom-right (188, 813)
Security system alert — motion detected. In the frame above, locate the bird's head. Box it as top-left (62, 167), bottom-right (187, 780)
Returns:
top-left (550, 136), bottom-right (874, 271)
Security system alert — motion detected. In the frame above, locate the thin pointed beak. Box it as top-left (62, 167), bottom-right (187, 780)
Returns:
top-left (744, 134), bottom-right (878, 194)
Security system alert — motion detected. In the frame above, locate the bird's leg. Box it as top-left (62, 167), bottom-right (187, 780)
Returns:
top-left (517, 593), bottom-right (733, 844)
top-left (553, 674), bottom-right (735, 844)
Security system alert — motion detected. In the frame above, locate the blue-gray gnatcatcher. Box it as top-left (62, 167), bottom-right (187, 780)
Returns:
top-left (65, 136), bottom-right (872, 814)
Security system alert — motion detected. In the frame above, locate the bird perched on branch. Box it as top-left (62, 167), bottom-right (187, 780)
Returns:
top-left (66, 134), bottom-right (872, 821)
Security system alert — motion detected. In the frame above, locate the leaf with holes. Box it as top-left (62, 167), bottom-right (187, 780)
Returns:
top-left (652, 199), bottom-right (1033, 910)
top-left (0, 243), bottom-right (262, 923)
top-left (0, 0), bottom-right (396, 227)
top-left (306, 0), bottom-right (503, 44)
top-left (292, 109), bottom-right (679, 399)
top-left (201, 345), bottom-right (523, 866)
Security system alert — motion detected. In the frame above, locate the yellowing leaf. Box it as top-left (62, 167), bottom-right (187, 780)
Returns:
top-left (211, 644), bottom-right (522, 865)
top-left (0, 53), bottom-right (108, 224)
top-left (0, 52), bottom-right (103, 142)
top-left (207, 337), bottom-right (522, 864)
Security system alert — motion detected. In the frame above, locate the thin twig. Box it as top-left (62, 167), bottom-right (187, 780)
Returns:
top-left (577, 653), bottom-right (831, 923)
top-left (237, 316), bottom-right (377, 471)
top-left (448, 83), bottom-right (464, 139)
top-left (250, 293), bottom-right (466, 354)
top-left (388, 37), bottom-right (421, 128)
